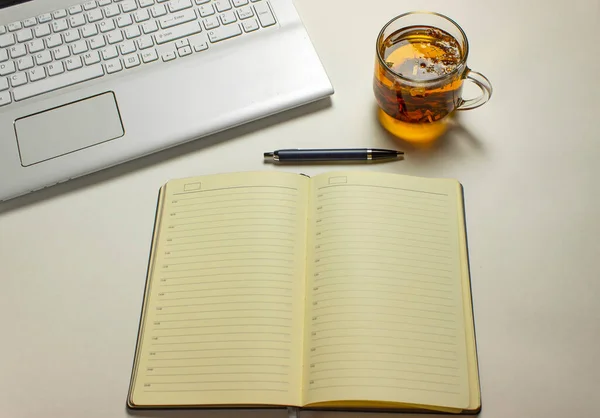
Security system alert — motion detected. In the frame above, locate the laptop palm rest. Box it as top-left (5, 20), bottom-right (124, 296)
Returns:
top-left (14, 92), bottom-right (124, 167)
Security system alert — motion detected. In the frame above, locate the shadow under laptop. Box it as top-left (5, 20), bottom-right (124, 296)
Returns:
top-left (0, 97), bottom-right (333, 216)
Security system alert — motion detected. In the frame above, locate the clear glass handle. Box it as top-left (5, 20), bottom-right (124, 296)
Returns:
top-left (457, 70), bottom-right (493, 111)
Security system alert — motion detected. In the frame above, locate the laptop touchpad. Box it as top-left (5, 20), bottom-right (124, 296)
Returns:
top-left (15, 92), bottom-right (124, 167)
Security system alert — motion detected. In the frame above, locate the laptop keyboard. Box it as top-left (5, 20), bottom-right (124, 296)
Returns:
top-left (0, 0), bottom-right (276, 107)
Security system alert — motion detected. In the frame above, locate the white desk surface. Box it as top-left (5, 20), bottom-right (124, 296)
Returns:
top-left (1, 0), bottom-right (599, 417)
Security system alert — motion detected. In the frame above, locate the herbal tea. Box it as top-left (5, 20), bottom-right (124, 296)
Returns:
top-left (374, 25), bottom-right (465, 140)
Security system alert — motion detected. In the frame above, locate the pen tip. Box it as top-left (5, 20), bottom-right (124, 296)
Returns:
top-left (264, 152), bottom-right (274, 158)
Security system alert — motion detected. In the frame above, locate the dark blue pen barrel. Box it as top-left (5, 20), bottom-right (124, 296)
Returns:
top-left (277, 149), bottom-right (368, 162)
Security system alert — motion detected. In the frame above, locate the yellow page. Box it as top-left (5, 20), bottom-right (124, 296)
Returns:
top-left (130, 172), bottom-right (309, 407)
top-left (302, 171), bottom-right (473, 410)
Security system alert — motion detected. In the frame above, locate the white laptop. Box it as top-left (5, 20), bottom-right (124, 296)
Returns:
top-left (0, 0), bottom-right (333, 202)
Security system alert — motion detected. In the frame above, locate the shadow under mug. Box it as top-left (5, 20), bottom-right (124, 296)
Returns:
top-left (373, 11), bottom-right (493, 143)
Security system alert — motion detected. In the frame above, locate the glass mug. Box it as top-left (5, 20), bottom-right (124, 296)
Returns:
top-left (374, 11), bottom-right (492, 143)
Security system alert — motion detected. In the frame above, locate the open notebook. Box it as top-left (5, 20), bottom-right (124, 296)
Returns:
top-left (128, 171), bottom-right (480, 414)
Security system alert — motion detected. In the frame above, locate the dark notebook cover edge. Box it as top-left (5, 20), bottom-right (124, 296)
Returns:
top-left (127, 187), bottom-right (164, 409)
top-left (459, 182), bottom-right (482, 415)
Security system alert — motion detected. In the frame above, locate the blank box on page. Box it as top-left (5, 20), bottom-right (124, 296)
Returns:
top-left (184, 182), bottom-right (201, 191)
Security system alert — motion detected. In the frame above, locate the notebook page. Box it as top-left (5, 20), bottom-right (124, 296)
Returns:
top-left (302, 171), bottom-right (470, 410)
top-left (130, 172), bottom-right (309, 407)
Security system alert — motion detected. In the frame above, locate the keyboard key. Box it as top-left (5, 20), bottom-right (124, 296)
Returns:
top-left (0, 26), bottom-right (5, 36)
top-left (23, 17), bottom-right (38, 28)
top-left (207, 22), bottom-right (241, 42)
top-left (34, 24), bottom-right (51, 38)
top-left (141, 48), bottom-right (158, 62)
top-left (0, 91), bottom-right (11, 106)
top-left (254, 1), bottom-right (275, 27)
top-left (89, 35), bottom-right (106, 49)
top-left (219, 10), bottom-right (237, 25)
top-left (81, 24), bottom-right (99, 38)
top-left (69, 4), bottom-right (83, 14)
top-left (28, 66), bottom-right (46, 81)
top-left (83, 50), bottom-right (101, 64)
top-left (141, 20), bottom-right (159, 34)
top-left (136, 36), bottom-right (154, 49)
top-left (139, 0), bottom-right (155, 7)
top-left (10, 44), bottom-right (27, 58)
top-left (16, 29), bottom-right (34, 43)
top-left (47, 61), bottom-right (65, 76)
top-left (70, 14), bottom-right (87, 27)
top-left (125, 25), bottom-right (141, 39)
top-left (88, 9), bottom-right (104, 22)
top-left (194, 0), bottom-right (211, 3)
top-left (52, 19), bottom-right (69, 33)
top-left (214, 0), bottom-right (231, 12)
top-left (203, 16), bottom-right (219, 29)
top-left (121, 0), bottom-right (138, 12)
top-left (53, 45), bottom-right (70, 60)
top-left (38, 13), bottom-right (52, 23)
top-left (53, 10), bottom-right (68, 19)
top-left (0, 61), bottom-right (16, 76)
top-left (64, 30), bottom-right (81, 43)
top-left (177, 45), bottom-right (192, 56)
top-left (0, 77), bottom-right (8, 90)
top-left (107, 30), bottom-right (124, 44)
top-left (150, 4), bottom-right (167, 17)
top-left (10, 72), bottom-right (27, 87)
top-left (237, 5), bottom-right (253, 19)
top-left (34, 50), bottom-right (52, 65)
top-left (101, 45), bottom-right (118, 59)
top-left (0, 33), bottom-right (16, 48)
top-left (13, 64), bottom-right (104, 100)
top-left (192, 40), bottom-right (208, 51)
top-left (83, 1), bottom-right (98, 10)
top-left (98, 0), bottom-right (111, 6)
top-left (65, 56), bottom-right (83, 70)
top-left (159, 9), bottom-right (197, 28)
top-left (71, 40), bottom-right (89, 54)
top-left (167, 0), bottom-right (192, 12)
top-left (124, 53), bottom-right (140, 68)
top-left (27, 39), bottom-right (45, 53)
top-left (198, 4), bottom-right (214, 17)
top-left (8, 22), bottom-right (23, 32)
top-left (117, 14), bottom-right (134, 28)
top-left (104, 4), bottom-right (121, 17)
top-left (161, 50), bottom-right (176, 61)
top-left (99, 19), bottom-right (116, 32)
top-left (105, 58), bottom-right (122, 73)
top-left (134, 9), bottom-right (151, 22)
top-left (232, 0), bottom-right (248, 6)
top-left (154, 21), bottom-right (201, 44)
top-left (119, 40), bottom-right (136, 54)
top-left (174, 38), bottom-right (189, 48)
top-left (16, 56), bottom-right (34, 70)
top-left (46, 34), bottom-right (63, 48)
top-left (0, 49), bottom-right (7, 62)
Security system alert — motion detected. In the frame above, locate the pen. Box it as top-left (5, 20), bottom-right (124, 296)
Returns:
top-left (264, 148), bottom-right (404, 163)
